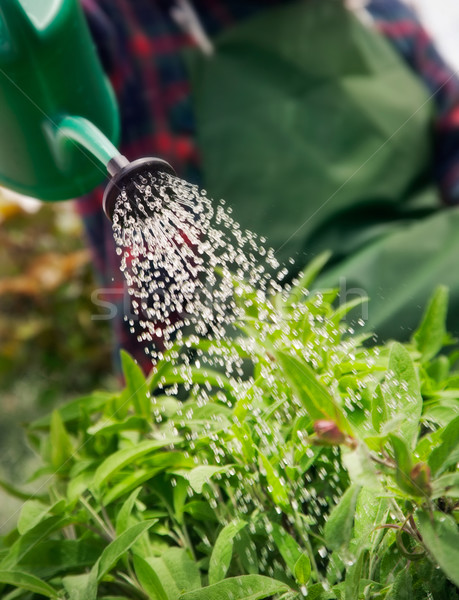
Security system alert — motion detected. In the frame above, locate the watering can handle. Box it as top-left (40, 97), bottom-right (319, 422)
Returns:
top-left (0, 0), bottom-right (38, 41)
top-left (0, 0), bottom-right (122, 199)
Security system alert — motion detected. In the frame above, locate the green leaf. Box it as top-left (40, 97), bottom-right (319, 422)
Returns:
top-left (388, 434), bottom-right (415, 494)
top-left (183, 501), bottom-right (218, 523)
top-left (209, 520), bottom-right (248, 584)
top-left (92, 437), bottom-right (181, 490)
top-left (232, 422), bottom-right (256, 462)
top-left (270, 523), bottom-right (302, 574)
top-left (173, 478), bottom-right (189, 525)
top-left (179, 575), bottom-right (290, 600)
top-left (233, 528), bottom-right (259, 575)
top-left (352, 489), bottom-right (388, 551)
top-left (386, 568), bottom-right (413, 600)
top-left (94, 520), bottom-right (156, 581)
top-left (0, 479), bottom-right (46, 503)
top-left (425, 355), bottom-right (450, 385)
top-left (97, 597), bottom-right (131, 600)
top-left (133, 555), bottom-right (169, 600)
top-left (370, 384), bottom-right (386, 434)
top-left (0, 516), bottom-right (68, 570)
top-left (103, 469), bottom-right (157, 506)
top-left (331, 296), bottom-right (369, 325)
top-left (324, 484), bottom-right (361, 551)
top-left (173, 465), bottom-right (230, 494)
top-left (431, 472), bottom-right (459, 499)
top-left (29, 391), bottom-right (113, 429)
top-left (428, 415), bottom-right (459, 476)
top-left (286, 251), bottom-right (332, 305)
top-left (103, 453), bottom-right (192, 505)
top-left (416, 510), bottom-right (459, 587)
top-left (145, 547), bottom-right (201, 600)
top-left (67, 470), bottom-right (94, 503)
top-left (17, 539), bottom-right (102, 580)
top-left (120, 350), bottom-right (150, 417)
top-left (413, 286), bottom-right (449, 361)
top-left (115, 488), bottom-right (142, 535)
top-left (87, 415), bottom-right (149, 437)
top-left (50, 410), bottom-right (74, 470)
top-left (384, 343), bottom-right (422, 448)
top-left (259, 455), bottom-right (289, 510)
top-left (344, 549), bottom-right (365, 600)
top-left (423, 399), bottom-right (459, 428)
top-left (302, 583), bottom-right (336, 600)
top-left (152, 365), bottom-right (234, 399)
top-left (62, 573), bottom-right (98, 600)
top-left (293, 552), bottom-right (311, 585)
top-left (341, 445), bottom-right (381, 491)
top-left (275, 351), bottom-right (349, 433)
top-left (389, 434), bottom-right (431, 498)
top-left (0, 570), bottom-right (58, 598)
top-left (17, 501), bottom-right (53, 535)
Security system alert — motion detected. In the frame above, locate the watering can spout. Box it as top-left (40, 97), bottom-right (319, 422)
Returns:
top-left (49, 116), bottom-right (123, 174)
top-left (103, 157), bottom-right (176, 222)
top-left (52, 115), bottom-right (177, 222)
top-left (107, 155), bottom-right (130, 177)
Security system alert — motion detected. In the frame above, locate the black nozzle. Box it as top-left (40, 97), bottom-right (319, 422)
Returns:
top-left (103, 156), bottom-right (176, 221)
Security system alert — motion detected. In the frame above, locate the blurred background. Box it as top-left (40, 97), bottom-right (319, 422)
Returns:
top-left (0, 191), bottom-right (116, 531)
top-left (1, 0), bottom-right (459, 531)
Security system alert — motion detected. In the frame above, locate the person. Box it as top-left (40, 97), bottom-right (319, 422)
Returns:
top-left (79, 0), bottom-right (459, 373)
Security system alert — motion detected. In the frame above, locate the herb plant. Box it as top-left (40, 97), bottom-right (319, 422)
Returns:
top-left (1, 254), bottom-right (458, 599)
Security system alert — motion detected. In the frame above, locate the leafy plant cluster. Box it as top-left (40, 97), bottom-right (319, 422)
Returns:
top-left (1, 255), bottom-right (458, 599)
top-left (0, 197), bottom-right (114, 536)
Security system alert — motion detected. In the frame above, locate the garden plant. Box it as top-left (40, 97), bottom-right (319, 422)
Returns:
top-left (0, 199), bottom-right (114, 532)
top-left (0, 254), bottom-right (458, 599)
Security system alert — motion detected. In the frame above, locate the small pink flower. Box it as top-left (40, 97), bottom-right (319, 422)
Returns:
top-left (313, 420), bottom-right (346, 445)
top-left (410, 462), bottom-right (432, 496)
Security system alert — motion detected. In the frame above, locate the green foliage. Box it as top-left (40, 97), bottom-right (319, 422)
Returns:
top-left (1, 257), bottom-right (458, 599)
top-left (0, 200), bottom-right (115, 533)
top-left (323, 484), bottom-right (361, 551)
top-left (413, 286), bottom-right (449, 361)
top-left (208, 520), bottom-right (247, 584)
top-left (416, 511), bottom-right (459, 587)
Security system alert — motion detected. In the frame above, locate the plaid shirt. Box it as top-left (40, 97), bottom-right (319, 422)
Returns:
top-left (78, 0), bottom-right (459, 372)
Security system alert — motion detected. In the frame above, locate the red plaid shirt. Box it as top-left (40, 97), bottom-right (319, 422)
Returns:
top-left (78, 0), bottom-right (459, 372)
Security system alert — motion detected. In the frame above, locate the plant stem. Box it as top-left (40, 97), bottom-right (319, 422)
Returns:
top-left (62, 524), bottom-right (76, 540)
top-left (181, 519), bottom-right (196, 560)
top-left (101, 503), bottom-right (117, 538)
top-left (80, 496), bottom-right (115, 541)
top-left (116, 574), bottom-right (150, 600)
top-left (369, 453), bottom-right (395, 469)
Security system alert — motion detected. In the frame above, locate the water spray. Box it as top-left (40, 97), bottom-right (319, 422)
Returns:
top-left (0, 0), bottom-right (277, 361)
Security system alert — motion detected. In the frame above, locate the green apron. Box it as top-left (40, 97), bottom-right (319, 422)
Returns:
top-left (187, 0), bottom-right (459, 339)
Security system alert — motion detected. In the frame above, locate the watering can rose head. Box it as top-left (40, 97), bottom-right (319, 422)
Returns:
top-left (103, 157), bottom-right (176, 223)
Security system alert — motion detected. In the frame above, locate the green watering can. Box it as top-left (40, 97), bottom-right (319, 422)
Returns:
top-left (0, 0), bottom-right (174, 219)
